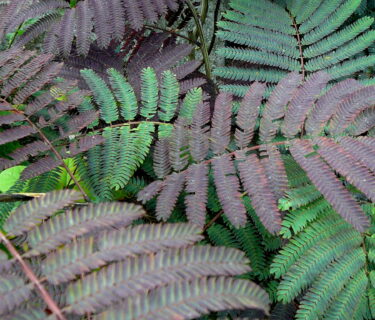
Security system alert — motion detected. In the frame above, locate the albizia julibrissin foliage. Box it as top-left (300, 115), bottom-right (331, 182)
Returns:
top-left (138, 71), bottom-right (375, 234)
top-left (0, 48), bottom-right (103, 179)
top-left (0, 0), bottom-right (184, 56)
top-left (0, 190), bottom-right (270, 319)
top-left (215, 0), bottom-right (375, 95)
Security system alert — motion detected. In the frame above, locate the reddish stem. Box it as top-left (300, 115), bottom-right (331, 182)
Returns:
top-left (0, 231), bottom-right (66, 320)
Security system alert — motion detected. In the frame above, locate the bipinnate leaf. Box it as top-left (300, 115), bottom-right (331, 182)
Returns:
top-left (282, 71), bottom-right (330, 138)
top-left (212, 155), bottom-right (247, 227)
top-left (0, 126), bottom-right (36, 146)
top-left (338, 136), bottom-right (375, 173)
top-left (211, 92), bottom-right (232, 155)
top-left (76, 0), bottom-right (93, 56)
top-left (97, 223), bottom-right (203, 261)
top-left (185, 163), bottom-right (209, 228)
top-left (20, 156), bottom-right (62, 180)
top-left (0, 276), bottom-right (33, 315)
top-left (237, 153), bottom-right (282, 234)
top-left (42, 236), bottom-right (104, 285)
top-left (315, 137), bottom-right (375, 202)
top-left (158, 70), bottom-right (179, 122)
top-left (260, 71), bottom-right (302, 142)
top-left (137, 180), bottom-right (165, 203)
top-left (1, 54), bottom-right (53, 97)
top-left (95, 277), bottom-right (269, 319)
top-left (43, 223), bottom-right (203, 284)
top-left (107, 68), bottom-right (138, 121)
top-left (305, 78), bottom-right (363, 135)
top-left (235, 82), bottom-right (266, 148)
top-left (153, 138), bottom-right (171, 179)
top-left (189, 102), bottom-right (210, 162)
top-left (0, 113), bottom-right (25, 126)
top-left (81, 68), bottom-right (118, 123)
top-left (67, 247), bottom-right (251, 315)
top-left (140, 67), bottom-right (158, 119)
top-left (27, 202), bottom-right (145, 256)
top-left (12, 62), bottom-right (64, 105)
top-left (168, 119), bottom-right (189, 171)
top-left (4, 190), bottom-right (81, 236)
top-left (289, 140), bottom-right (370, 232)
top-left (261, 144), bottom-right (288, 200)
top-left (330, 85), bottom-right (375, 135)
top-left (156, 171), bottom-right (186, 221)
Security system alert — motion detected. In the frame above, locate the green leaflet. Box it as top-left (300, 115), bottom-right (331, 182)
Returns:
top-left (158, 70), bottom-right (179, 122)
top-left (216, 0), bottom-right (375, 95)
top-left (111, 123), bottom-right (155, 190)
top-left (108, 68), bottom-right (138, 121)
top-left (179, 87), bottom-right (202, 121)
top-left (81, 68), bottom-right (118, 124)
top-left (140, 67), bottom-right (158, 119)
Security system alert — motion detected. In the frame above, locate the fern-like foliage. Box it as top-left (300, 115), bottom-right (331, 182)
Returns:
top-left (215, 0), bottom-right (375, 95)
top-left (271, 161), bottom-right (375, 320)
top-left (0, 0), bottom-right (183, 57)
top-left (138, 71), bottom-right (375, 232)
top-left (76, 66), bottom-right (204, 200)
top-left (0, 48), bottom-right (103, 180)
top-left (0, 190), bottom-right (270, 319)
top-left (126, 32), bottom-right (205, 95)
top-left (207, 215), bottom-right (282, 282)
top-left (271, 147), bottom-right (375, 319)
top-left (59, 32), bottom-right (204, 96)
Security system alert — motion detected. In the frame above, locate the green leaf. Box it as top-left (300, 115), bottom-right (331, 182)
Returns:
top-left (0, 166), bottom-right (26, 192)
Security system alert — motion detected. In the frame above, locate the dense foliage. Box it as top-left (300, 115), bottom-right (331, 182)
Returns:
top-left (0, 0), bottom-right (374, 319)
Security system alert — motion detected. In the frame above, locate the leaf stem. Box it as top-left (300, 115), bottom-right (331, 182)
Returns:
top-left (144, 24), bottom-right (201, 46)
top-left (203, 210), bottom-right (224, 232)
top-left (24, 117), bottom-right (90, 202)
top-left (0, 231), bottom-right (66, 320)
top-left (291, 16), bottom-right (305, 80)
top-left (186, 0), bottom-right (212, 80)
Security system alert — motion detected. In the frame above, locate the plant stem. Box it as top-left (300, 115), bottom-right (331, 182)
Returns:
top-left (24, 117), bottom-right (90, 202)
top-left (203, 210), bottom-right (224, 232)
top-left (7, 24), bottom-right (22, 49)
top-left (144, 24), bottom-right (201, 46)
top-left (0, 231), bottom-right (66, 320)
top-left (208, 0), bottom-right (221, 55)
top-left (186, 0), bottom-right (212, 80)
top-left (291, 16), bottom-right (305, 80)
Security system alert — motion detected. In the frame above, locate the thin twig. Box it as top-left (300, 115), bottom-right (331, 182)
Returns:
top-left (23, 117), bottom-right (90, 202)
top-left (5, 100), bottom-right (90, 201)
top-left (7, 24), bottom-right (22, 49)
top-left (208, 0), bottom-right (222, 55)
top-left (186, 0), bottom-right (213, 80)
top-left (144, 24), bottom-right (201, 46)
top-left (292, 17), bottom-right (305, 80)
top-left (0, 231), bottom-right (66, 320)
top-left (203, 210), bottom-right (224, 232)
top-left (192, 0), bottom-right (209, 41)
